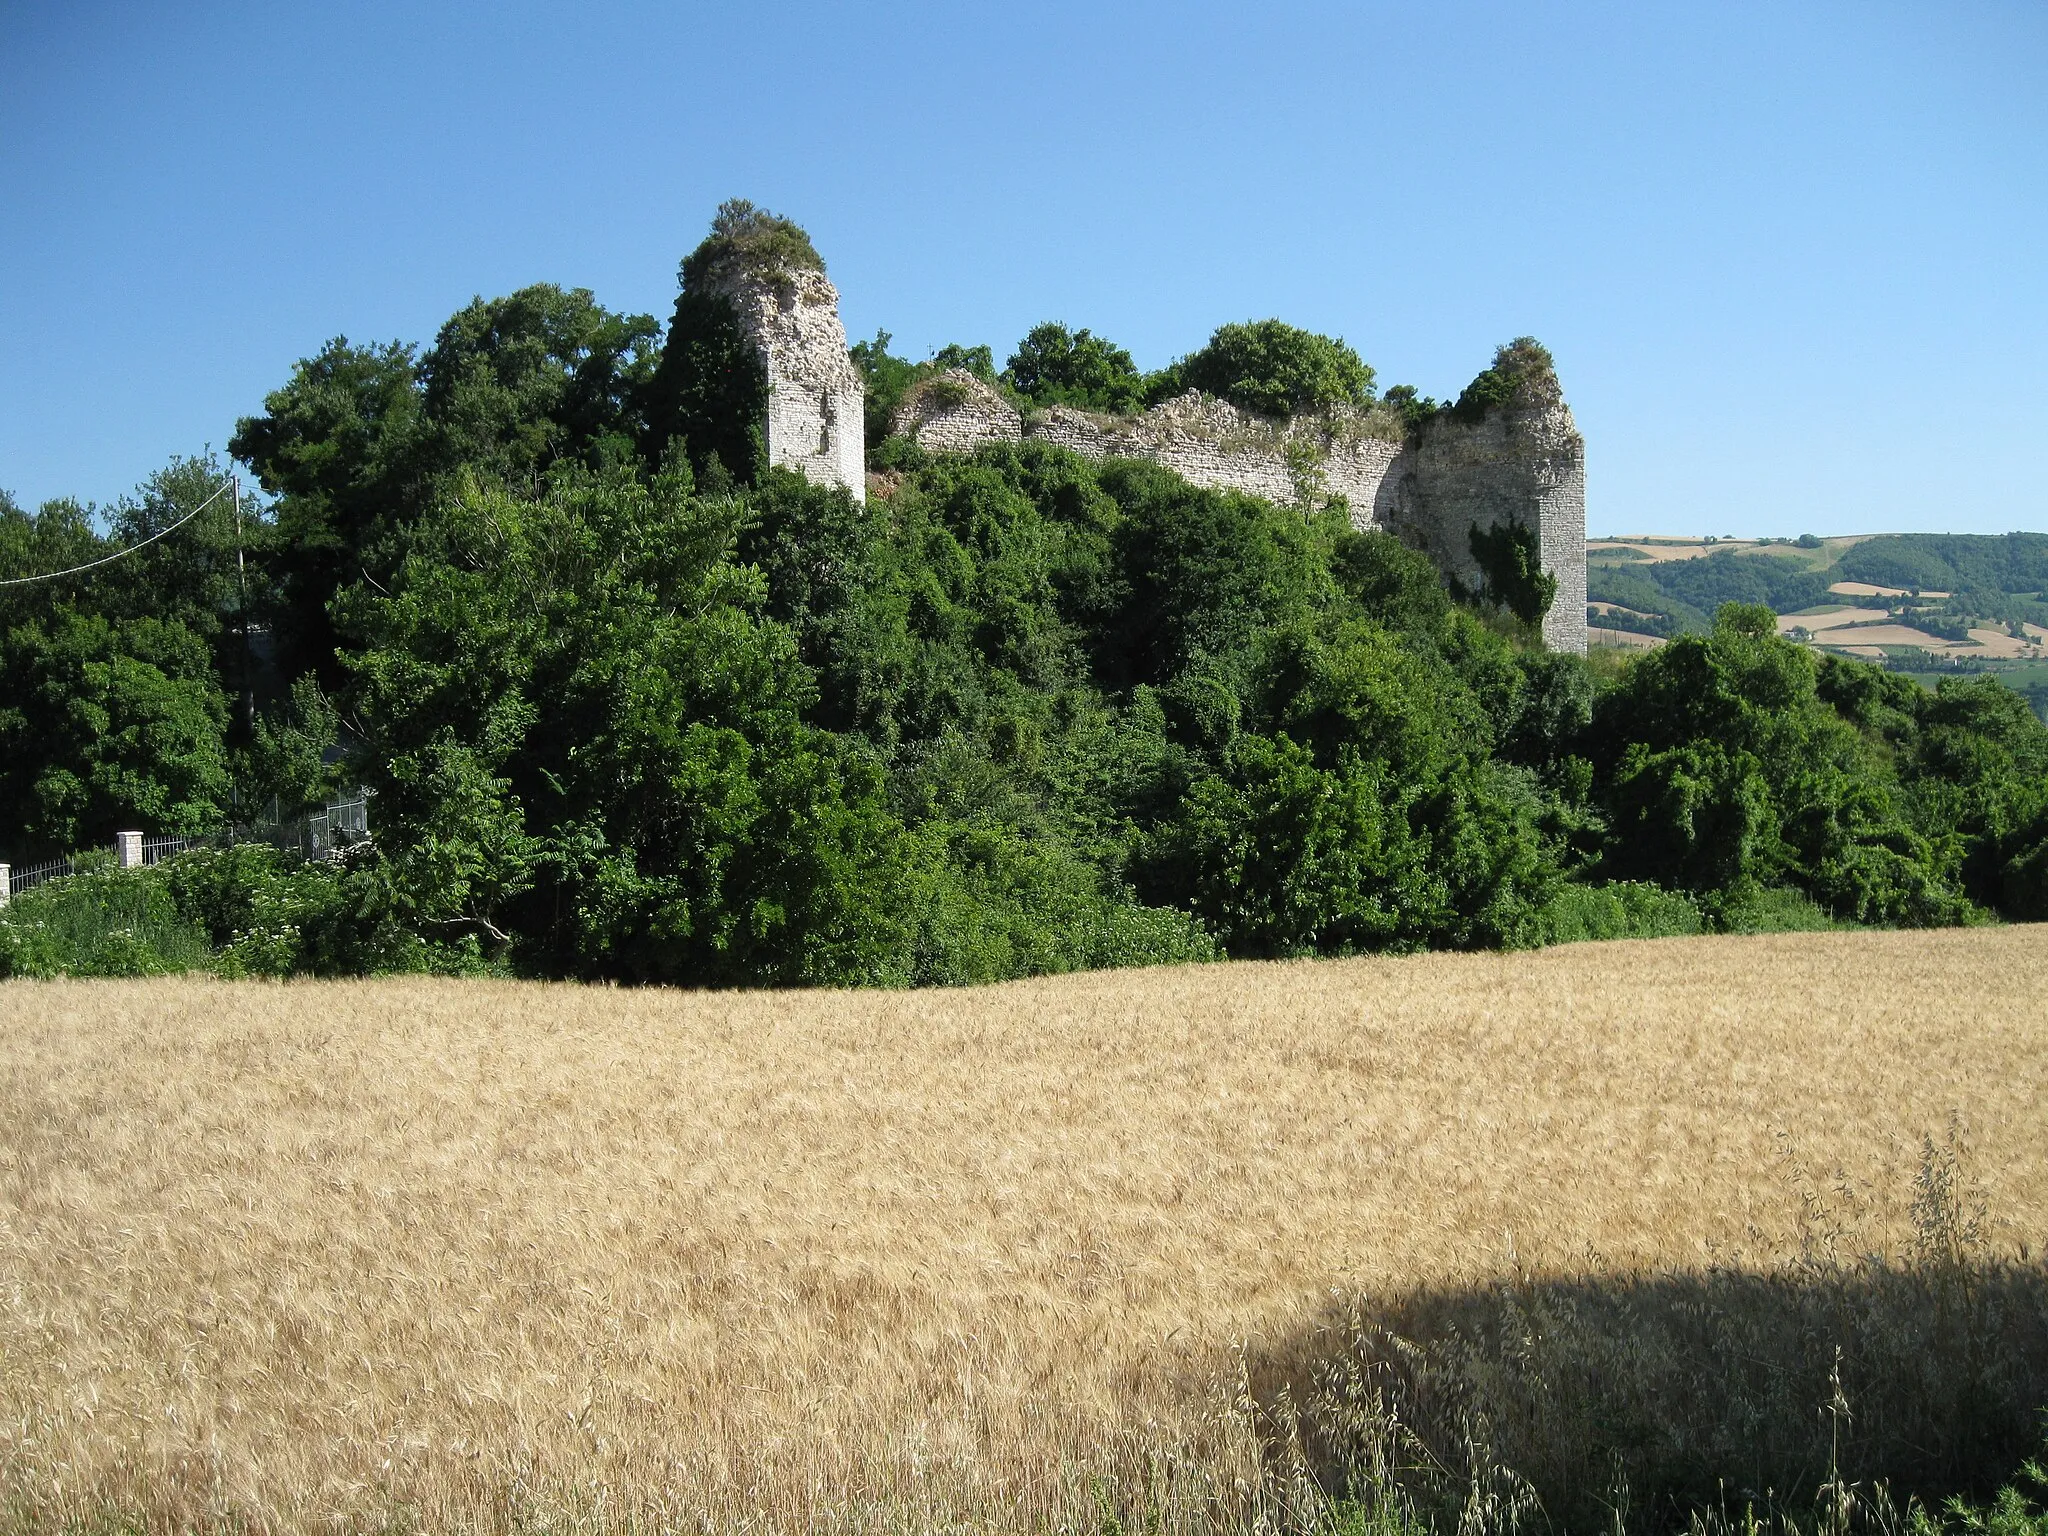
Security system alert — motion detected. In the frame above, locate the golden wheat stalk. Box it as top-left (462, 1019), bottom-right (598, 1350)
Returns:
top-left (2, 929), bottom-right (2044, 1533)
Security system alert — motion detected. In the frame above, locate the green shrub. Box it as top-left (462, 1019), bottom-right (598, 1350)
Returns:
top-left (1003, 322), bottom-right (1147, 413)
top-left (1924, 1456), bottom-right (2048, 1536)
top-left (1711, 883), bottom-right (1850, 933)
top-left (676, 197), bottom-right (823, 289)
top-left (868, 433), bottom-right (928, 473)
top-left (929, 342), bottom-right (997, 381)
top-left (1450, 336), bottom-right (1559, 422)
top-left (1382, 383), bottom-right (1443, 433)
top-left (1534, 881), bottom-right (1704, 944)
top-left (160, 843), bottom-right (493, 978)
top-left (0, 859), bottom-right (210, 978)
top-left (899, 817), bottom-right (1215, 985)
top-left (1163, 319), bottom-right (1376, 417)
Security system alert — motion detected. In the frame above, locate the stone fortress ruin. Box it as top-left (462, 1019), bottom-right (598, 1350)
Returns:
top-left (709, 222), bottom-right (1586, 654)
top-left (698, 258), bottom-right (867, 502)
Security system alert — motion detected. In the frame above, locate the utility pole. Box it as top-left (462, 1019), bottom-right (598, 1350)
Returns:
top-left (235, 474), bottom-right (255, 734)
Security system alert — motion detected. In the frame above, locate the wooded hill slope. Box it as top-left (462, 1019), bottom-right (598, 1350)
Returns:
top-left (4, 208), bottom-right (2047, 983)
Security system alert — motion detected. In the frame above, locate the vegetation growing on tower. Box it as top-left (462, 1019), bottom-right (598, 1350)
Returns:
top-left (677, 197), bottom-right (825, 288)
top-left (640, 201), bottom-right (827, 485)
top-left (1453, 335), bottom-right (1561, 421)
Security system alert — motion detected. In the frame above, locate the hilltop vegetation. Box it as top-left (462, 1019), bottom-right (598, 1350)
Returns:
top-left (4, 207), bottom-right (2047, 983)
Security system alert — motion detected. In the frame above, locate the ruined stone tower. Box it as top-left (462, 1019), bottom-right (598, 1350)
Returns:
top-left (673, 202), bottom-right (1585, 651)
top-left (699, 262), bottom-right (866, 501)
top-left (654, 200), bottom-right (868, 500)
top-left (1389, 388), bottom-right (1587, 655)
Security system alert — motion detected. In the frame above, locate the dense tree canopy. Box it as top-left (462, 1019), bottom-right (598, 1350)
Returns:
top-left (7, 211), bottom-right (2044, 982)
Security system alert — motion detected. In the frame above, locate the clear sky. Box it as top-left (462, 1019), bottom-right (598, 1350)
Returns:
top-left (2, 0), bottom-right (2042, 537)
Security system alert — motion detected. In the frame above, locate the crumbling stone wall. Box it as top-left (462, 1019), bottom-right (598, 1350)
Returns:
top-left (722, 240), bottom-right (1589, 651)
top-left (892, 373), bottom-right (1411, 525)
top-left (889, 371), bottom-right (1586, 653)
top-left (889, 371), bottom-right (1022, 453)
top-left (1031, 393), bottom-right (1411, 520)
top-left (702, 265), bottom-right (866, 501)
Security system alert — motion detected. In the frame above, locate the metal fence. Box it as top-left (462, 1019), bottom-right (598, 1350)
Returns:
top-left (304, 795), bottom-right (370, 860)
top-left (7, 854), bottom-right (75, 899)
top-left (1, 791), bottom-right (371, 906)
top-left (140, 833), bottom-right (201, 867)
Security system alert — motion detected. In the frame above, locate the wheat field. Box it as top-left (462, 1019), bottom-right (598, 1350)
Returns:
top-left (3, 928), bottom-right (2046, 1533)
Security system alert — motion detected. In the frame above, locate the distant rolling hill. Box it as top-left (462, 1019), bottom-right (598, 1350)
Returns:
top-left (1585, 532), bottom-right (2048, 717)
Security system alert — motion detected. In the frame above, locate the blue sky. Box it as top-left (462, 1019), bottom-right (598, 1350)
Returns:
top-left (2, 0), bottom-right (2042, 536)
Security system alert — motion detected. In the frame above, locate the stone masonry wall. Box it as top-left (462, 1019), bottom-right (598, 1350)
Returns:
top-left (891, 370), bottom-right (1588, 654)
top-left (1030, 393), bottom-right (1411, 525)
top-left (889, 371), bottom-right (1023, 453)
top-left (893, 372), bottom-right (1410, 526)
top-left (686, 227), bottom-right (1585, 650)
top-left (704, 265), bottom-right (866, 501)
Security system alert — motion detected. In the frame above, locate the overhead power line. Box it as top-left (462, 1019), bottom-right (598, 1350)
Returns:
top-left (0, 478), bottom-right (235, 587)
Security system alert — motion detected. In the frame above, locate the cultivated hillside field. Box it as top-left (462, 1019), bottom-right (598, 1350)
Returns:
top-left (3, 929), bottom-right (2047, 1534)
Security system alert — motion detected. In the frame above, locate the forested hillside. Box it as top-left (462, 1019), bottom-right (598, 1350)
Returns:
top-left (5, 213), bottom-right (2047, 983)
top-left (1590, 533), bottom-right (2048, 637)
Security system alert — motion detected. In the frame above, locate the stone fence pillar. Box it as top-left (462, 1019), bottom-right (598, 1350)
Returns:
top-left (115, 831), bottom-right (143, 869)
top-left (0, 864), bottom-right (10, 907)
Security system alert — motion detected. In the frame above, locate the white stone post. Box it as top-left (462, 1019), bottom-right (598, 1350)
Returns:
top-left (0, 864), bottom-right (10, 907)
top-left (115, 831), bottom-right (143, 869)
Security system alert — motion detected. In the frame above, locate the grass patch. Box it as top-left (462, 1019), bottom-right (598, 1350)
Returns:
top-left (0, 860), bottom-right (210, 978)
top-left (1534, 881), bottom-right (1705, 944)
top-left (1715, 885), bottom-right (1852, 933)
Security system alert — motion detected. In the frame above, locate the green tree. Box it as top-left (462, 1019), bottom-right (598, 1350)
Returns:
top-left (97, 453), bottom-right (267, 728)
top-left (849, 329), bottom-right (920, 448)
top-left (643, 290), bottom-right (764, 487)
top-left (1140, 617), bottom-right (1556, 954)
top-left (1382, 383), bottom-right (1443, 432)
top-left (334, 461), bottom-right (915, 982)
top-left (1093, 459), bottom-right (1336, 688)
top-left (0, 494), bottom-right (113, 633)
top-left (0, 611), bottom-right (230, 857)
top-left (235, 288), bottom-right (661, 681)
top-left (1003, 322), bottom-right (1146, 413)
top-left (230, 338), bottom-right (432, 683)
top-left (420, 284), bottom-right (661, 482)
top-left (1591, 604), bottom-right (1969, 922)
top-left (1900, 674), bottom-right (2048, 916)
top-left (1161, 319), bottom-right (1376, 417)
